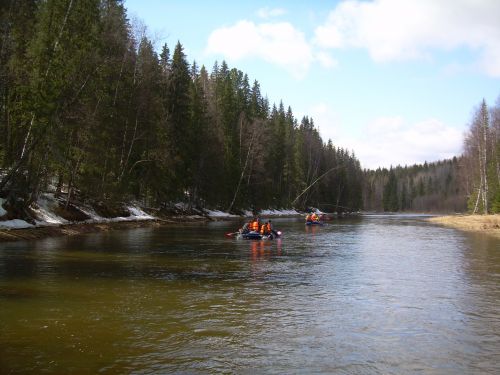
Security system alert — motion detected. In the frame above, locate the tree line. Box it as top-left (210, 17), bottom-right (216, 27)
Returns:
top-left (362, 158), bottom-right (468, 213)
top-left (0, 0), bottom-right (363, 218)
top-left (362, 97), bottom-right (500, 214)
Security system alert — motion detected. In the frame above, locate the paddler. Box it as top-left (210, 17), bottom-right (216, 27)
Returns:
top-left (260, 220), bottom-right (271, 235)
top-left (249, 217), bottom-right (261, 232)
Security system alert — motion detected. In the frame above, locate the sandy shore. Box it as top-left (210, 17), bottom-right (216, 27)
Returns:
top-left (427, 214), bottom-right (500, 238)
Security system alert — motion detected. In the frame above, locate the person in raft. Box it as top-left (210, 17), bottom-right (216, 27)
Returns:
top-left (306, 212), bottom-right (320, 222)
top-left (260, 220), bottom-right (279, 237)
top-left (260, 220), bottom-right (272, 235)
top-left (241, 217), bottom-right (261, 234)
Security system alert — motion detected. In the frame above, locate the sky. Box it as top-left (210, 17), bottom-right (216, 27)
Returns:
top-left (124, 0), bottom-right (500, 169)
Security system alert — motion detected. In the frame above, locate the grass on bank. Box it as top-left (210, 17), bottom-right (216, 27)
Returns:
top-left (428, 214), bottom-right (500, 238)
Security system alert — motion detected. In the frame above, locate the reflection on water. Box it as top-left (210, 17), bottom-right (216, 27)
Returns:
top-left (0, 216), bottom-right (499, 374)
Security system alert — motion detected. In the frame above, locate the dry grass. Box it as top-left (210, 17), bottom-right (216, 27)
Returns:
top-left (427, 214), bottom-right (500, 238)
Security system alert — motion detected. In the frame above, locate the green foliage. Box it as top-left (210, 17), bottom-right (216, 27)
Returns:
top-left (492, 189), bottom-right (500, 213)
top-left (383, 169), bottom-right (399, 212)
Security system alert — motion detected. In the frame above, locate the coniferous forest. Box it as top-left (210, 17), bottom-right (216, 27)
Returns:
top-left (0, 0), bottom-right (498, 218)
top-left (0, 0), bottom-right (363, 218)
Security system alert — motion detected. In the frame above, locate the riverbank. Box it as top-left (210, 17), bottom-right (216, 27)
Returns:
top-left (0, 200), bottom-right (306, 242)
top-left (0, 212), bottom-right (307, 243)
top-left (0, 219), bottom-right (169, 242)
top-left (427, 214), bottom-right (500, 238)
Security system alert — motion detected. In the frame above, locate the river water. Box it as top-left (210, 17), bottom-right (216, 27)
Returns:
top-left (1, 215), bottom-right (499, 374)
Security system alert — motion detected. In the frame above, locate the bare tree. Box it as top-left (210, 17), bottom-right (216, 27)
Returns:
top-left (465, 100), bottom-right (490, 214)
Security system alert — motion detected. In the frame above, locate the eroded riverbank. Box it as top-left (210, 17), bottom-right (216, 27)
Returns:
top-left (0, 219), bottom-right (168, 242)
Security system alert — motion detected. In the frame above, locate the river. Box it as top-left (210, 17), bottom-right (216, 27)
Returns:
top-left (1, 215), bottom-right (499, 374)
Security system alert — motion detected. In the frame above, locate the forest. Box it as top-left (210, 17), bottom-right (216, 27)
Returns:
top-left (362, 98), bottom-right (500, 214)
top-left (0, 0), bottom-right (363, 219)
top-left (0, 0), bottom-right (498, 220)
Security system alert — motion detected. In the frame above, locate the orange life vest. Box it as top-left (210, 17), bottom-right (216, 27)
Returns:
top-left (250, 220), bottom-right (259, 231)
top-left (261, 222), bottom-right (272, 235)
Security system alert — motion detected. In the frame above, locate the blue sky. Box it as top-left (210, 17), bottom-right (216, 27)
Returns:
top-left (125, 0), bottom-right (500, 169)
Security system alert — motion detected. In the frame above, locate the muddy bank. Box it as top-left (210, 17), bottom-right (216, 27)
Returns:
top-left (0, 216), bottom-right (213, 243)
top-left (427, 214), bottom-right (500, 238)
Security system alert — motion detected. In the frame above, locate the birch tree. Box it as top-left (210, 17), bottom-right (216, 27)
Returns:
top-left (464, 100), bottom-right (491, 213)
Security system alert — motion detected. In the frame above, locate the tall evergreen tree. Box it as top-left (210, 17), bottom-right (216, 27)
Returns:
top-left (165, 41), bottom-right (192, 198)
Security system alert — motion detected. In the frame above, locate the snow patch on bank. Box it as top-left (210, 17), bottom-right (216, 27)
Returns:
top-left (204, 209), bottom-right (239, 218)
top-left (259, 208), bottom-right (301, 216)
top-left (80, 205), bottom-right (155, 223)
top-left (128, 206), bottom-right (155, 220)
top-left (32, 194), bottom-right (69, 226)
top-left (0, 194), bottom-right (156, 230)
top-left (203, 208), bottom-right (301, 219)
top-left (78, 206), bottom-right (102, 222)
top-left (0, 219), bottom-right (35, 229)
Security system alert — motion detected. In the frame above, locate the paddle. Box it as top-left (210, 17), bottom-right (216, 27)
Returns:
top-left (225, 232), bottom-right (240, 237)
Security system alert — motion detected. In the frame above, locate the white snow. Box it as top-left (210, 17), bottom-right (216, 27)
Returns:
top-left (78, 206), bottom-right (104, 223)
top-left (259, 208), bottom-right (301, 216)
top-left (0, 195), bottom-right (156, 231)
top-left (80, 205), bottom-right (155, 223)
top-left (32, 194), bottom-right (68, 226)
top-left (0, 198), bottom-right (6, 217)
top-left (243, 210), bottom-right (253, 217)
top-left (0, 219), bottom-right (34, 229)
top-left (204, 209), bottom-right (239, 218)
top-left (127, 206), bottom-right (155, 220)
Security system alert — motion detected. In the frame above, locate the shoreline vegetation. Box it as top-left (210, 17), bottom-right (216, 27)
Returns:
top-left (427, 214), bottom-right (500, 238)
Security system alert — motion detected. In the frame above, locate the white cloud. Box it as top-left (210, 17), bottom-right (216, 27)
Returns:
top-left (205, 20), bottom-right (338, 78)
top-left (355, 118), bottom-right (463, 169)
top-left (314, 0), bottom-right (500, 77)
top-left (257, 7), bottom-right (286, 19)
top-left (315, 51), bottom-right (338, 69)
top-left (205, 20), bottom-right (314, 78)
top-left (310, 109), bottom-right (463, 169)
top-left (309, 103), bottom-right (342, 141)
